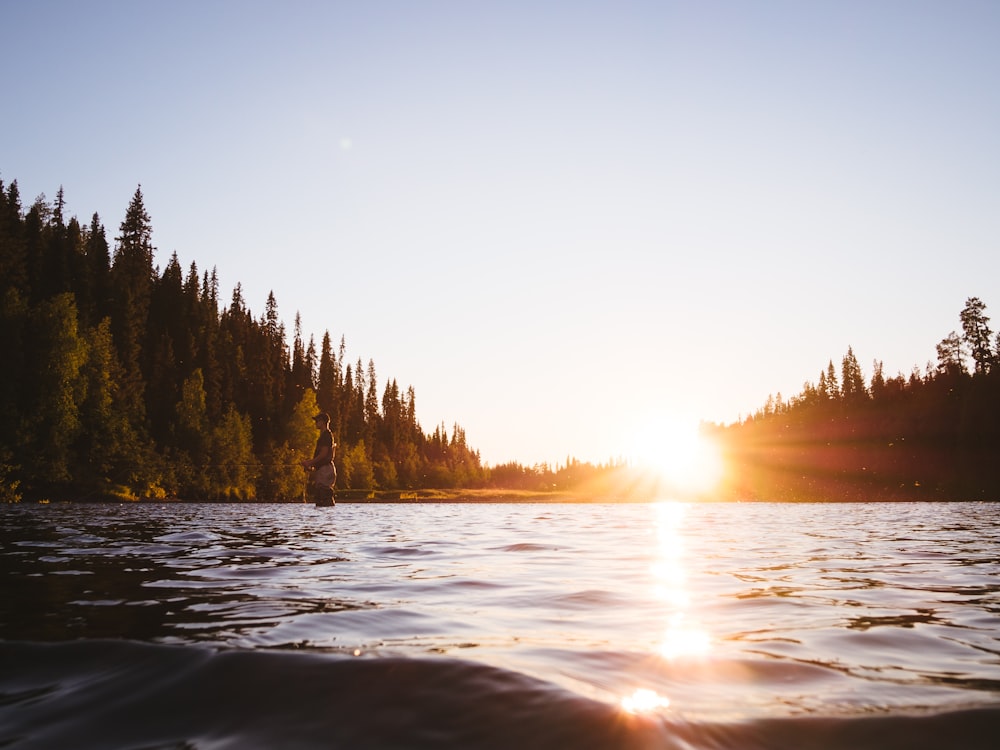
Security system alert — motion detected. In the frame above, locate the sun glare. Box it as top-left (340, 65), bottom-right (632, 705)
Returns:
top-left (618, 501), bottom-right (713, 717)
top-left (620, 688), bottom-right (670, 714)
top-left (629, 418), bottom-right (723, 497)
top-left (653, 502), bottom-right (713, 660)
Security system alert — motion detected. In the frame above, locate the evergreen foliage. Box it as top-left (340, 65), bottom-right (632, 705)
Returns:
top-left (2, 176), bottom-right (997, 501)
top-left (722, 298), bottom-right (1000, 500)
top-left (0, 179), bottom-right (485, 501)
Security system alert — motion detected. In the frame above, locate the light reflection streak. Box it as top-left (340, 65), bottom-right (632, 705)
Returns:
top-left (659, 613), bottom-right (711, 660)
top-left (620, 687), bottom-right (671, 714)
top-left (619, 501), bottom-right (712, 712)
top-left (654, 502), bottom-right (711, 660)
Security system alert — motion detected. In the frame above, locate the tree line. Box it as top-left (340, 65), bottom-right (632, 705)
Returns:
top-left (717, 297), bottom-right (1000, 500)
top-left (0, 179), bottom-right (487, 501)
top-left (3, 175), bottom-right (996, 502)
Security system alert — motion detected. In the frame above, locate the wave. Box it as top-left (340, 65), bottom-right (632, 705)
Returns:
top-left (2, 640), bottom-right (997, 750)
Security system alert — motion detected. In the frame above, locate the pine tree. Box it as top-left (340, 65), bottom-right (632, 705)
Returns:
top-left (936, 331), bottom-right (965, 375)
top-left (257, 292), bottom-right (287, 443)
top-left (193, 265), bottom-right (223, 422)
top-left (840, 346), bottom-right (867, 402)
top-left (76, 318), bottom-right (143, 495)
top-left (824, 360), bottom-right (840, 400)
top-left (218, 283), bottom-right (251, 421)
top-left (20, 294), bottom-right (87, 489)
top-left (23, 195), bottom-right (50, 304)
top-left (316, 331), bottom-right (340, 432)
top-left (147, 253), bottom-right (187, 442)
top-left (305, 336), bottom-right (317, 393)
top-left (290, 312), bottom-right (309, 398)
top-left (110, 186), bottom-right (156, 428)
top-left (870, 359), bottom-right (886, 399)
top-left (81, 213), bottom-right (112, 325)
top-left (364, 358), bottom-right (379, 451)
top-left (44, 186), bottom-right (75, 298)
top-left (0, 180), bottom-right (28, 296)
top-left (344, 360), bottom-right (366, 444)
top-left (960, 297), bottom-right (994, 374)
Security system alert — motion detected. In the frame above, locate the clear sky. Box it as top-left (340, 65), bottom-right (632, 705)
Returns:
top-left (3, 1), bottom-right (999, 467)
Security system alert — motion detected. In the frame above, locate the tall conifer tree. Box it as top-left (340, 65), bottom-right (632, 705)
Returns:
top-left (960, 297), bottom-right (994, 374)
top-left (110, 186), bottom-right (156, 427)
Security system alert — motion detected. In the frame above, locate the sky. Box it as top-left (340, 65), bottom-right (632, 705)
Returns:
top-left (3, 1), bottom-right (999, 467)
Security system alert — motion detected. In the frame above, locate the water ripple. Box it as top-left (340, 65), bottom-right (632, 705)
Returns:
top-left (2, 500), bottom-right (1000, 723)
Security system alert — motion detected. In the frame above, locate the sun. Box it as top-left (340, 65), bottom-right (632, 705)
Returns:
top-left (628, 417), bottom-right (723, 497)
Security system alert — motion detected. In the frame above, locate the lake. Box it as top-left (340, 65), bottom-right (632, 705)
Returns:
top-left (2, 500), bottom-right (998, 749)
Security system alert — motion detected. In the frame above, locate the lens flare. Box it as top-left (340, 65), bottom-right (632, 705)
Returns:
top-left (629, 418), bottom-right (723, 497)
top-left (659, 615), bottom-right (711, 660)
top-left (620, 687), bottom-right (671, 714)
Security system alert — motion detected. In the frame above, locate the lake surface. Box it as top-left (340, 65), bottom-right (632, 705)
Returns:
top-left (2, 501), bottom-right (999, 749)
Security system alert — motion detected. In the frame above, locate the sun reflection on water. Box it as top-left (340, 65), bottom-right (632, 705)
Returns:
top-left (620, 687), bottom-right (671, 714)
top-left (619, 501), bottom-right (712, 713)
top-left (654, 501), bottom-right (711, 660)
top-left (659, 613), bottom-right (711, 660)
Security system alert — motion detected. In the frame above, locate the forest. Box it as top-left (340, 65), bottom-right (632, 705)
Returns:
top-left (0, 180), bottom-right (489, 502)
top-left (1, 176), bottom-right (998, 502)
top-left (715, 298), bottom-right (1000, 501)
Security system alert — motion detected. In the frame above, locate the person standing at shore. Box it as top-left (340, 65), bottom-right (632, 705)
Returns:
top-left (302, 412), bottom-right (336, 506)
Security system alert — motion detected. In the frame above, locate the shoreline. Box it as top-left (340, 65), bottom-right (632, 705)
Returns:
top-left (14, 488), bottom-right (997, 504)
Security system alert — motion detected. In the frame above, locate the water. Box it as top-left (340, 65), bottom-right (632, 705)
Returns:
top-left (2, 501), bottom-right (999, 748)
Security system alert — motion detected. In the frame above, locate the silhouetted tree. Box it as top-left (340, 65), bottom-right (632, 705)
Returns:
top-left (110, 186), bottom-right (156, 430)
top-left (960, 297), bottom-right (994, 374)
top-left (936, 331), bottom-right (965, 375)
top-left (840, 346), bottom-right (866, 403)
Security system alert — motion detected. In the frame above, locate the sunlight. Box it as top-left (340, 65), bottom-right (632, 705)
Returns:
top-left (620, 688), bottom-right (671, 714)
top-left (653, 501), bottom-right (713, 661)
top-left (629, 418), bottom-right (723, 497)
top-left (659, 614), bottom-right (711, 660)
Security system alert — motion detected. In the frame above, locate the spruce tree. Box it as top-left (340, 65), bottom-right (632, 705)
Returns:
top-left (840, 346), bottom-right (867, 402)
top-left (20, 294), bottom-right (86, 490)
top-left (77, 318), bottom-right (144, 493)
top-left (936, 332), bottom-right (965, 375)
top-left (960, 297), bottom-right (994, 374)
top-left (316, 331), bottom-right (341, 435)
top-left (0, 180), bottom-right (28, 296)
top-left (110, 186), bottom-right (156, 428)
top-left (82, 213), bottom-right (112, 325)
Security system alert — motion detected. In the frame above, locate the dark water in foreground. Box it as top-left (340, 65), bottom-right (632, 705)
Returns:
top-left (2, 501), bottom-right (999, 749)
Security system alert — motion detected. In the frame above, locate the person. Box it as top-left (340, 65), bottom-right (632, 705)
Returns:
top-left (302, 412), bottom-right (336, 506)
